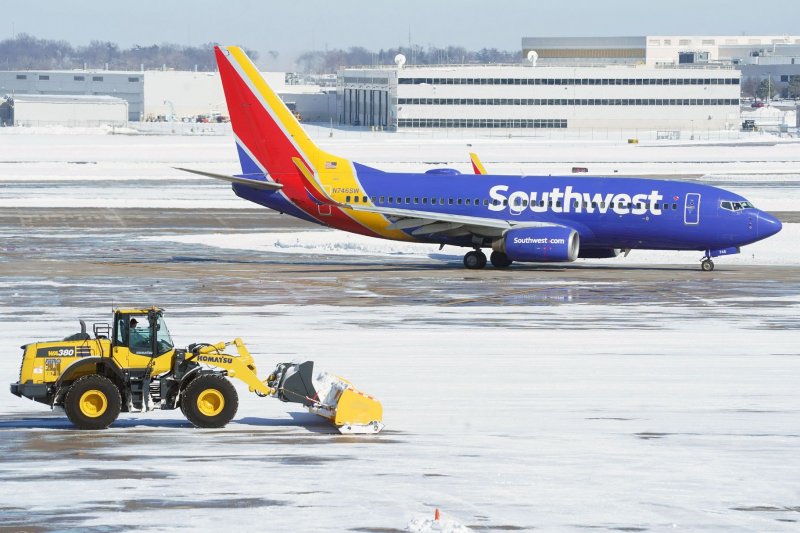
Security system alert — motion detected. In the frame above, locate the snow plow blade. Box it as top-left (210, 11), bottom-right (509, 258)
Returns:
top-left (269, 362), bottom-right (384, 434)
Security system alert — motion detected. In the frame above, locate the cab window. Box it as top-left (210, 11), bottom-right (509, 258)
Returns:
top-left (155, 316), bottom-right (174, 355)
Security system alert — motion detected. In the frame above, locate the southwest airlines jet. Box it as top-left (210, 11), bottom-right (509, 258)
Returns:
top-left (179, 46), bottom-right (782, 271)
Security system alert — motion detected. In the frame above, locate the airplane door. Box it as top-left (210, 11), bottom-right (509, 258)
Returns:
top-left (684, 193), bottom-right (700, 225)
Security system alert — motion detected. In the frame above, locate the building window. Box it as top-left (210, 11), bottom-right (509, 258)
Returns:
top-left (16, 74), bottom-right (26, 80)
top-left (93, 76), bottom-right (103, 82)
top-left (74, 75), bottom-right (85, 81)
top-left (128, 77), bottom-right (140, 82)
top-left (39, 75), bottom-right (49, 81)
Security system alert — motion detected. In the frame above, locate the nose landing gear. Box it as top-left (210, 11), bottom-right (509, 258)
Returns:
top-left (700, 257), bottom-right (714, 271)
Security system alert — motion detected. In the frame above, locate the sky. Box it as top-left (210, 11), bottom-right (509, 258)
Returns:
top-left (5, 0), bottom-right (800, 69)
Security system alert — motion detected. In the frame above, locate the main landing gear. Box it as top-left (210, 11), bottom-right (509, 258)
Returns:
top-left (700, 257), bottom-right (714, 271)
top-left (463, 249), bottom-right (513, 269)
top-left (463, 249), bottom-right (487, 269)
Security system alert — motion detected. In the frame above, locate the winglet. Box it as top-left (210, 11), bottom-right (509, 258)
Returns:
top-left (469, 152), bottom-right (488, 175)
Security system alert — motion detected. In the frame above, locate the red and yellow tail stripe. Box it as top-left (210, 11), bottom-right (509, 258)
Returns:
top-left (217, 46), bottom-right (412, 241)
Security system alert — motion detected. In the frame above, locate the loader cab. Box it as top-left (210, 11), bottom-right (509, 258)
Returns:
top-left (111, 308), bottom-right (175, 374)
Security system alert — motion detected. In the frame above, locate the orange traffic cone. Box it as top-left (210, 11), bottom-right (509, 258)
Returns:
top-left (434, 508), bottom-right (440, 521)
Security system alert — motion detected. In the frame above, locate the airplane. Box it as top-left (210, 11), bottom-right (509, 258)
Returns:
top-left (178, 46), bottom-right (783, 271)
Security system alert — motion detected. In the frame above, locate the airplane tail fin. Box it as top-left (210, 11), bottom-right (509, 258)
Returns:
top-left (469, 152), bottom-right (488, 175)
top-left (214, 46), bottom-right (347, 188)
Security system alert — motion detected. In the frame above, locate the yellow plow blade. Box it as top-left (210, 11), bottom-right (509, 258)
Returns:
top-left (269, 362), bottom-right (384, 434)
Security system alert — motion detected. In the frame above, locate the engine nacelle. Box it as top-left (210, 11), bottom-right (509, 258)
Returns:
top-left (578, 248), bottom-right (621, 259)
top-left (492, 226), bottom-right (579, 263)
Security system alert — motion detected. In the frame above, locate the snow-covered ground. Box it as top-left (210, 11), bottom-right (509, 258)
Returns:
top-left (1, 129), bottom-right (799, 531)
top-left (1, 302), bottom-right (799, 531)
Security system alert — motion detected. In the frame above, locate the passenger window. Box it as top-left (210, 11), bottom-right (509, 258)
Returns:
top-left (457, 198), bottom-right (463, 205)
top-left (346, 196), bottom-right (351, 203)
top-left (362, 196), bottom-right (368, 203)
top-left (387, 197), bottom-right (393, 204)
top-left (414, 197), bottom-right (419, 204)
top-left (422, 198), bottom-right (428, 204)
top-left (672, 203), bottom-right (677, 209)
top-left (406, 197), bottom-right (411, 204)
top-left (483, 199), bottom-right (489, 206)
top-left (448, 198), bottom-right (454, 205)
top-left (465, 199), bottom-right (471, 205)
top-left (379, 196), bottom-right (385, 203)
top-left (439, 198), bottom-right (445, 205)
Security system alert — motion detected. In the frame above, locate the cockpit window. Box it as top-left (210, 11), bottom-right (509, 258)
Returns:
top-left (721, 200), bottom-right (754, 212)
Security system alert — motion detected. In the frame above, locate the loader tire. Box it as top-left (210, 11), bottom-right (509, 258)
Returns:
top-left (64, 375), bottom-right (122, 430)
top-left (181, 374), bottom-right (238, 428)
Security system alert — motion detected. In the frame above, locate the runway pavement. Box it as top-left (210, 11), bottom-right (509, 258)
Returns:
top-left (1, 207), bottom-right (798, 310)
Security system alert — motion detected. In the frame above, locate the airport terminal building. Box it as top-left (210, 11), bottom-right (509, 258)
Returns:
top-left (338, 64), bottom-right (741, 131)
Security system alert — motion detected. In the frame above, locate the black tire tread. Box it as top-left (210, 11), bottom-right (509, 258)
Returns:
top-left (63, 374), bottom-right (122, 430)
top-left (180, 374), bottom-right (238, 429)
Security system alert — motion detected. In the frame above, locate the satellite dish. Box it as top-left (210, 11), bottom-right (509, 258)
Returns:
top-left (394, 54), bottom-right (406, 68)
top-left (527, 50), bottom-right (538, 66)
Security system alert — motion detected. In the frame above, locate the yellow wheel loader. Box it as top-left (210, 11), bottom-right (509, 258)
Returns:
top-left (10, 307), bottom-right (383, 434)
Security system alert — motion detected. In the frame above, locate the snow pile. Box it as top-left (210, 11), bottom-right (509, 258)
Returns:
top-left (408, 511), bottom-right (471, 533)
top-left (143, 231), bottom-right (456, 259)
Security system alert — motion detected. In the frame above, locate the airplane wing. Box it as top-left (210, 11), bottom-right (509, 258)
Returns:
top-left (174, 167), bottom-right (284, 191)
top-left (340, 203), bottom-right (560, 239)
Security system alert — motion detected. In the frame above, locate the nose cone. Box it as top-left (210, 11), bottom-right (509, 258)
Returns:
top-left (757, 211), bottom-right (783, 239)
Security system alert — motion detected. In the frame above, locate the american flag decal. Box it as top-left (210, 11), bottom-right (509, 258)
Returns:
top-left (325, 161), bottom-right (337, 169)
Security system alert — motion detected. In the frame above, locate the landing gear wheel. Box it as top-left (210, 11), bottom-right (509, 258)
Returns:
top-left (464, 250), bottom-right (487, 269)
top-left (701, 258), bottom-right (714, 272)
top-left (64, 375), bottom-right (122, 430)
top-left (490, 251), bottom-right (513, 268)
top-left (181, 374), bottom-right (238, 428)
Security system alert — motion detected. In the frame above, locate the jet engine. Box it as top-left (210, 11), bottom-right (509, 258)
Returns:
top-left (492, 226), bottom-right (579, 262)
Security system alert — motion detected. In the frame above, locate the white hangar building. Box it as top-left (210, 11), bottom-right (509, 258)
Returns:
top-left (2, 94), bottom-right (128, 127)
top-left (338, 63), bottom-right (741, 131)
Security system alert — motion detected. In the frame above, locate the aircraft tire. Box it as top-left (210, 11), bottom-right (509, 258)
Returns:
top-left (490, 251), bottom-right (513, 268)
top-left (701, 259), bottom-right (714, 272)
top-left (464, 251), bottom-right (486, 269)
